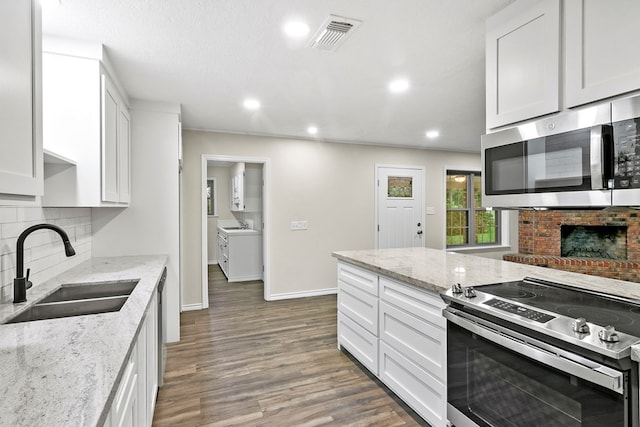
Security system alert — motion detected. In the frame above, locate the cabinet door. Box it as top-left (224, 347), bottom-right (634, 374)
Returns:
top-left (486, 0), bottom-right (560, 129)
top-left (379, 341), bottom-right (446, 427)
top-left (338, 312), bottom-right (378, 375)
top-left (118, 105), bottom-right (131, 203)
top-left (565, 0), bottom-right (640, 107)
top-left (102, 75), bottom-right (119, 202)
top-left (0, 0), bottom-right (42, 200)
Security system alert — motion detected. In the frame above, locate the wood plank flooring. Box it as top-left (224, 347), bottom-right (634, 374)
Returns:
top-left (152, 265), bottom-right (425, 426)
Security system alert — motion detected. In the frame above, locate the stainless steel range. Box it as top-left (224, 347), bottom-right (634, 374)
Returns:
top-left (442, 277), bottom-right (640, 427)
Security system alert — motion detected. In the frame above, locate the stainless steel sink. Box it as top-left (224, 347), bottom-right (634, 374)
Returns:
top-left (4, 280), bottom-right (139, 324)
top-left (38, 280), bottom-right (138, 303)
top-left (6, 296), bottom-right (128, 324)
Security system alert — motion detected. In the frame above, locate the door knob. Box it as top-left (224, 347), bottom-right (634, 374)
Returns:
top-left (417, 222), bottom-right (421, 227)
top-left (417, 230), bottom-right (423, 235)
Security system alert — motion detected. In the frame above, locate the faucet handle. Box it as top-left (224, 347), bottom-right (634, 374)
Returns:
top-left (26, 268), bottom-right (32, 290)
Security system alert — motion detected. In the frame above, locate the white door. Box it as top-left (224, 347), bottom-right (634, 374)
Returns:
top-left (376, 166), bottom-right (425, 249)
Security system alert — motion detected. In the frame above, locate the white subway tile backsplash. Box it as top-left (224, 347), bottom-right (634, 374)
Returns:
top-left (0, 207), bottom-right (92, 303)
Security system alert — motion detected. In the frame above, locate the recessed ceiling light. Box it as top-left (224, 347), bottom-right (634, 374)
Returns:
top-left (388, 78), bottom-right (409, 94)
top-left (243, 99), bottom-right (260, 111)
top-left (426, 130), bottom-right (440, 139)
top-left (307, 126), bottom-right (318, 135)
top-left (284, 21), bottom-right (310, 38)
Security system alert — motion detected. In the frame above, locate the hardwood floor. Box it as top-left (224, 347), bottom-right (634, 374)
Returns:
top-left (152, 265), bottom-right (425, 426)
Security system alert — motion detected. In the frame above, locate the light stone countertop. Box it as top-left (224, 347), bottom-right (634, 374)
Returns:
top-left (333, 247), bottom-right (640, 362)
top-left (0, 255), bottom-right (167, 427)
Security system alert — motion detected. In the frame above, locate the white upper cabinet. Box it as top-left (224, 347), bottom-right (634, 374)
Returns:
top-left (487, 0), bottom-right (640, 129)
top-left (565, 0), bottom-right (640, 107)
top-left (485, 0), bottom-right (560, 129)
top-left (42, 41), bottom-right (130, 207)
top-left (0, 0), bottom-right (43, 204)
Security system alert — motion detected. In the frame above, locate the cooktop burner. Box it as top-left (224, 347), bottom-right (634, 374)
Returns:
top-left (478, 279), bottom-right (640, 337)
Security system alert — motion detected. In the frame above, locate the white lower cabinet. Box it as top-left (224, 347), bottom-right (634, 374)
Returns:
top-left (338, 312), bottom-right (378, 375)
top-left (217, 229), bottom-right (262, 282)
top-left (106, 292), bottom-right (159, 427)
top-left (336, 261), bottom-right (447, 427)
top-left (108, 340), bottom-right (139, 427)
top-left (379, 276), bottom-right (447, 427)
top-left (379, 341), bottom-right (446, 427)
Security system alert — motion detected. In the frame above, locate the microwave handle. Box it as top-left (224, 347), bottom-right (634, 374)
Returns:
top-left (590, 125), bottom-right (605, 190)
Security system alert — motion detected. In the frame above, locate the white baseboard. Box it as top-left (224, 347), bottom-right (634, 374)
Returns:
top-left (268, 287), bottom-right (337, 301)
top-left (181, 303), bottom-right (204, 312)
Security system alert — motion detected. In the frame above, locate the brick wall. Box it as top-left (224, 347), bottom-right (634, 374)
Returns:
top-left (504, 208), bottom-right (640, 283)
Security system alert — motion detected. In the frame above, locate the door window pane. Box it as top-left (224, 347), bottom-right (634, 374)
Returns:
top-left (388, 176), bottom-right (413, 197)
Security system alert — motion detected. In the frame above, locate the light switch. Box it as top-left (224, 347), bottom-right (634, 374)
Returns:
top-left (426, 207), bottom-right (435, 215)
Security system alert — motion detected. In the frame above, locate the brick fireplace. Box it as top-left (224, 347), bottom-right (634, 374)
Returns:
top-left (503, 208), bottom-right (640, 283)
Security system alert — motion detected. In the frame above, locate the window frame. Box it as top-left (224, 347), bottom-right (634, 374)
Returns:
top-left (207, 178), bottom-right (217, 217)
top-left (446, 170), bottom-right (501, 248)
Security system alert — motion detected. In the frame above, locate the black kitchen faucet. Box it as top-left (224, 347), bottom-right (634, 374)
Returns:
top-left (13, 224), bottom-right (76, 303)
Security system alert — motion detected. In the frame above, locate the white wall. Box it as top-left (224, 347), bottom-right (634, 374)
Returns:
top-left (0, 207), bottom-right (92, 303)
top-left (92, 101), bottom-right (181, 343)
top-left (182, 130), bottom-right (517, 306)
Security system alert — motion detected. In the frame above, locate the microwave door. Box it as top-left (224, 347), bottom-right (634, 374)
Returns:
top-left (525, 130), bottom-right (593, 193)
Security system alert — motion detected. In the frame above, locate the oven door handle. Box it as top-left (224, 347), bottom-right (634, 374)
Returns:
top-left (444, 308), bottom-right (625, 394)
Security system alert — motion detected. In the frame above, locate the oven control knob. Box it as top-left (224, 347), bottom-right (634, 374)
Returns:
top-left (451, 283), bottom-right (463, 294)
top-left (598, 325), bottom-right (620, 343)
top-left (572, 317), bottom-right (590, 334)
top-left (463, 287), bottom-right (476, 298)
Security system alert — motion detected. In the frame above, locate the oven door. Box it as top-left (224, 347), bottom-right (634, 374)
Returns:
top-left (445, 308), bottom-right (630, 427)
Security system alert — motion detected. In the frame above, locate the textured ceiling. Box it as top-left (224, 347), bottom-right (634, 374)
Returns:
top-left (42, 0), bottom-right (514, 152)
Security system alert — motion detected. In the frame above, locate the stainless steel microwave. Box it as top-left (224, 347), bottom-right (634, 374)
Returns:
top-left (481, 103), bottom-right (613, 208)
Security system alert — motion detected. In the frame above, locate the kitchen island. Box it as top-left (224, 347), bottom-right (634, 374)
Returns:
top-left (333, 247), bottom-right (640, 427)
top-left (0, 255), bottom-right (167, 427)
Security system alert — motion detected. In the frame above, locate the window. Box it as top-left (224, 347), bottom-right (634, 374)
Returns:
top-left (446, 170), bottom-right (500, 247)
top-left (207, 178), bottom-right (217, 216)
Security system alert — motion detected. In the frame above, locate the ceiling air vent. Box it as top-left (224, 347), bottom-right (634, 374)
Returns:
top-left (309, 15), bottom-right (362, 52)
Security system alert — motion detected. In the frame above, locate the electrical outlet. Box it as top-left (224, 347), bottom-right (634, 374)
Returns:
top-left (291, 220), bottom-right (308, 231)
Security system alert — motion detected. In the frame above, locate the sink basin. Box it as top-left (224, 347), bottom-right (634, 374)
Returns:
top-left (38, 280), bottom-right (138, 303)
top-left (5, 296), bottom-right (128, 324)
top-left (4, 280), bottom-right (139, 324)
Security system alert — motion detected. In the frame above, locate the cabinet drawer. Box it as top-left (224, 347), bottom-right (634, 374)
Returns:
top-left (338, 281), bottom-right (378, 336)
top-left (337, 262), bottom-right (378, 296)
top-left (379, 341), bottom-right (446, 427)
top-left (380, 300), bottom-right (445, 383)
top-left (338, 313), bottom-right (378, 375)
top-left (380, 276), bottom-right (446, 328)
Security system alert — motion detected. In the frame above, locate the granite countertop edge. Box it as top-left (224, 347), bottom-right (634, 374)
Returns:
top-left (0, 255), bottom-right (167, 427)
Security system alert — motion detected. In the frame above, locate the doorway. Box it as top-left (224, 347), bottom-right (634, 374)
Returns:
top-left (200, 155), bottom-right (270, 307)
top-left (375, 164), bottom-right (425, 249)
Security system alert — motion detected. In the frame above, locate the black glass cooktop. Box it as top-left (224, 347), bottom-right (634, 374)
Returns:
top-left (478, 278), bottom-right (640, 336)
